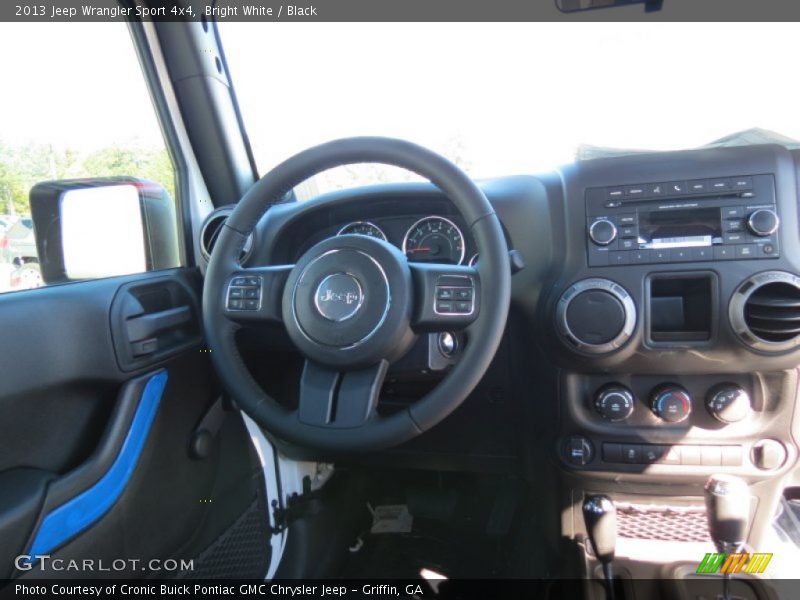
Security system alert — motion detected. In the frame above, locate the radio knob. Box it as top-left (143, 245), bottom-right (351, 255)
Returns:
top-left (651, 385), bottom-right (692, 423)
top-left (595, 385), bottom-right (635, 422)
top-left (706, 384), bottom-right (751, 424)
top-left (747, 208), bottom-right (779, 236)
top-left (589, 219), bottom-right (618, 246)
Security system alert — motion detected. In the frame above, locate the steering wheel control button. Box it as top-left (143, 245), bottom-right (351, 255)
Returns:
top-left (588, 219), bottom-right (618, 246)
top-left (651, 385), bottom-right (692, 423)
top-left (314, 273), bottom-right (364, 322)
top-left (594, 385), bottom-right (635, 422)
top-left (564, 436), bottom-right (594, 467)
top-left (706, 384), bottom-right (751, 424)
top-left (556, 278), bottom-right (636, 354)
top-left (434, 280), bottom-right (475, 315)
top-left (227, 276), bottom-right (261, 311)
top-left (747, 208), bottom-right (780, 236)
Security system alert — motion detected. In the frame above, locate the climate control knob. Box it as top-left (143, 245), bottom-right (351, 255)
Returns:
top-left (706, 384), bottom-right (751, 424)
top-left (747, 208), bottom-right (779, 236)
top-left (651, 385), bottom-right (692, 423)
top-left (594, 385), bottom-right (635, 422)
top-left (589, 219), bottom-right (618, 246)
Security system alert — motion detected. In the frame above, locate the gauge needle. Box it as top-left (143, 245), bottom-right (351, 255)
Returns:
top-left (407, 247), bottom-right (432, 253)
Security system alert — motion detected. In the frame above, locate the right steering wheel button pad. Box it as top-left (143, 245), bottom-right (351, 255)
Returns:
top-left (434, 277), bottom-right (475, 315)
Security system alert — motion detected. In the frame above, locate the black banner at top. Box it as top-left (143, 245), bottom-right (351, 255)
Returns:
top-left (3, 0), bottom-right (800, 22)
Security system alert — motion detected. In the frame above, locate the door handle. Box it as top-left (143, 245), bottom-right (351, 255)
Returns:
top-left (125, 306), bottom-right (192, 342)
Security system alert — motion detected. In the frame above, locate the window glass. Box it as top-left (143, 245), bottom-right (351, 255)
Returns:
top-left (219, 22), bottom-right (800, 200)
top-left (0, 23), bottom-right (177, 293)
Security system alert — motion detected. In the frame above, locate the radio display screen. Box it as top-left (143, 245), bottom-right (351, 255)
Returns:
top-left (639, 207), bottom-right (722, 249)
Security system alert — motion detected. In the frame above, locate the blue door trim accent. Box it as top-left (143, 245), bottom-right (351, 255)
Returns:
top-left (27, 370), bottom-right (168, 557)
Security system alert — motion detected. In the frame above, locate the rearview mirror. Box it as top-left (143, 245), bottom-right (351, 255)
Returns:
top-left (556, 0), bottom-right (662, 11)
top-left (29, 178), bottom-right (180, 285)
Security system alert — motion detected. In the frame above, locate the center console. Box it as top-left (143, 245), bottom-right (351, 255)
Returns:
top-left (546, 143), bottom-right (800, 594)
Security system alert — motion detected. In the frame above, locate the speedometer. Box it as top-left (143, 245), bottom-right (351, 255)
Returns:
top-left (337, 221), bottom-right (387, 241)
top-left (402, 216), bottom-right (466, 264)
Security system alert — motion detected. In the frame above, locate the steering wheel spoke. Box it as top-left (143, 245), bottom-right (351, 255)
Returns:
top-left (298, 360), bottom-right (388, 428)
top-left (409, 262), bottom-right (480, 331)
top-left (222, 265), bottom-right (294, 324)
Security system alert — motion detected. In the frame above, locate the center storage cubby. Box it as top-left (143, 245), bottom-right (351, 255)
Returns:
top-left (647, 273), bottom-right (715, 343)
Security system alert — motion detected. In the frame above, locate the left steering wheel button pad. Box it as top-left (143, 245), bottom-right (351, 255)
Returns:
top-left (227, 276), bottom-right (262, 311)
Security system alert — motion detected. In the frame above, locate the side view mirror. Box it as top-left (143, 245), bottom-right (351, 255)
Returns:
top-left (556, 0), bottom-right (663, 12)
top-left (29, 178), bottom-right (180, 285)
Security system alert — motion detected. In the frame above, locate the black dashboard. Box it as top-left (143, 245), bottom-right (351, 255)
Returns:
top-left (197, 142), bottom-right (800, 576)
top-left (200, 143), bottom-right (800, 484)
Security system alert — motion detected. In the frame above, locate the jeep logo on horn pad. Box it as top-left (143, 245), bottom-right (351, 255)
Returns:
top-left (314, 273), bottom-right (365, 322)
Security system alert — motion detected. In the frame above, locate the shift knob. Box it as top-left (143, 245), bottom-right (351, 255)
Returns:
top-left (583, 495), bottom-right (617, 563)
top-left (704, 475), bottom-right (750, 553)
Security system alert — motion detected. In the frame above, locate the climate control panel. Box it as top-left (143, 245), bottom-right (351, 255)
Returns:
top-left (589, 380), bottom-right (752, 425)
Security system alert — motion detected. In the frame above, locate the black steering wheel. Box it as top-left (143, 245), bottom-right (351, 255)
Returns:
top-left (202, 137), bottom-right (510, 451)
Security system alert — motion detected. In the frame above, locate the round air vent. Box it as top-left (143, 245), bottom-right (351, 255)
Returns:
top-left (199, 207), bottom-right (253, 262)
top-left (556, 278), bottom-right (636, 354)
top-left (729, 271), bottom-right (800, 353)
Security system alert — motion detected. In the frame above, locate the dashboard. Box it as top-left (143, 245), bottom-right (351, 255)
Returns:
top-left (196, 142), bottom-right (800, 575)
top-left (199, 143), bottom-right (800, 481)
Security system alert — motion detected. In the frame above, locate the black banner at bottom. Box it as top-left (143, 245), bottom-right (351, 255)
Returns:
top-left (2, 579), bottom-right (800, 600)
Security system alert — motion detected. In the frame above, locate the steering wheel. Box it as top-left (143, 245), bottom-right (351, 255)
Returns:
top-left (202, 137), bottom-right (510, 451)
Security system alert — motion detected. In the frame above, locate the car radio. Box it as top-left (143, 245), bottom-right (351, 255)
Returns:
top-left (585, 174), bottom-right (780, 266)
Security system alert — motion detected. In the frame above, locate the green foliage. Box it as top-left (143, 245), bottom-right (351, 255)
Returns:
top-left (0, 141), bottom-right (175, 216)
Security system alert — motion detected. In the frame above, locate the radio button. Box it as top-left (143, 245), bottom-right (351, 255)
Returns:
top-left (668, 181), bottom-right (687, 195)
top-left (747, 208), bottom-right (780, 236)
top-left (609, 252), bottom-right (630, 265)
top-left (625, 185), bottom-right (646, 197)
top-left (722, 206), bottom-right (745, 219)
top-left (709, 178), bottom-right (731, 192)
top-left (631, 249), bottom-right (651, 263)
top-left (648, 183), bottom-right (665, 196)
top-left (692, 247), bottom-right (713, 261)
top-left (688, 179), bottom-right (708, 193)
top-left (732, 176), bottom-right (753, 190)
top-left (670, 248), bottom-right (693, 262)
top-left (617, 214), bottom-right (636, 226)
top-left (607, 187), bottom-right (625, 199)
top-left (589, 219), bottom-right (618, 246)
top-left (724, 232), bottom-right (747, 244)
top-left (652, 249), bottom-right (670, 262)
top-left (619, 239), bottom-right (637, 251)
top-left (736, 244), bottom-right (758, 259)
top-left (713, 246), bottom-right (736, 260)
top-left (620, 225), bottom-right (638, 238)
top-left (724, 220), bottom-right (744, 233)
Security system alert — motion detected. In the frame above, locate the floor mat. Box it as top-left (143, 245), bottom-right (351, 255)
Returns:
top-left (339, 474), bottom-right (549, 579)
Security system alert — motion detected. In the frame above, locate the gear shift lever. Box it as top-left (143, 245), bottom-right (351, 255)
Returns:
top-left (704, 475), bottom-right (750, 600)
top-left (583, 495), bottom-right (617, 600)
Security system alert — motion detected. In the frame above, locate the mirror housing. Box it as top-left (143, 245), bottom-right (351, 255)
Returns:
top-left (556, 0), bottom-right (662, 12)
top-left (29, 178), bottom-right (181, 285)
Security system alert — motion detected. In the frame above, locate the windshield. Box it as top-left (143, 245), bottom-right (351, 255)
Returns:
top-left (219, 22), bottom-right (800, 198)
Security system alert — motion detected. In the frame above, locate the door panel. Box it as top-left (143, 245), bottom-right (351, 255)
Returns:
top-left (0, 268), bottom-right (267, 579)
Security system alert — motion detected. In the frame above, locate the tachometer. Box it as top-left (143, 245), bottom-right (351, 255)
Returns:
top-left (402, 216), bottom-right (465, 264)
top-left (337, 221), bottom-right (387, 241)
